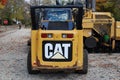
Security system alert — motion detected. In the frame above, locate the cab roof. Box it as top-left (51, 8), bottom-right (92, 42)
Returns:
top-left (30, 5), bottom-right (83, 9)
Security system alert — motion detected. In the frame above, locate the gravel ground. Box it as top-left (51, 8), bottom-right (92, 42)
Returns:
top-left (0, 25), bottom-right (18, 32)
top-left (0, 28), bottom-right (120, 80)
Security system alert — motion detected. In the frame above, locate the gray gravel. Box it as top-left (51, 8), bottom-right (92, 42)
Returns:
top-left (0, 28), bottom-right (120, 80)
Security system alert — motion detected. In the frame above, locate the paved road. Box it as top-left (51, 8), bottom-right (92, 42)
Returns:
top-left (0, 28), bottom-right (120, 80)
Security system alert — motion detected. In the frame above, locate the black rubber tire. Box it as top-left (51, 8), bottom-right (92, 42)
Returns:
top-left (76, 49), bottom-right (88, 74)
top-left (27, 39), bottom-right (31, 46)
top-left (27, 50), bottom-right (39, 74)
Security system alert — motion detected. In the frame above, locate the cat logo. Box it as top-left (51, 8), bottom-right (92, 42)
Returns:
top-left (43, 41), bottom-right (72, 61)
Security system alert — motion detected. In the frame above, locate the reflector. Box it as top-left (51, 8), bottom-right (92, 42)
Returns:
top-left (41, 33), bottom-right (47, 38)
top-left (67, 34), bottom-right (73, 38)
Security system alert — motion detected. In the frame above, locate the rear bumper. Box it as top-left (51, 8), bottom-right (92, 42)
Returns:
top-left (32, 66), bottom-right (83, 71)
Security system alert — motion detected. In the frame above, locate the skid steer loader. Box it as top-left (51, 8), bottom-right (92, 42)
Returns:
top-left (27, 5), bottom-right (88, 74)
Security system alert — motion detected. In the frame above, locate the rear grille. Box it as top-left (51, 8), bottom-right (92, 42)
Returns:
top-left (48, 21), bottom-right (68, 30)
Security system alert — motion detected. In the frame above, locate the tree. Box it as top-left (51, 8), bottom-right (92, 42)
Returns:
top-left (96, 0), bottom-right (120, 21)
top-left (96, 0), bottom-right (107, 11)
top-left (30, 0), bottom-right (41, 6)
top-left (0, 0), bottom-right (25, 24)
top-left (10, 0), bottom-right (24, 21)
top-left (30, 0), bottom-right (56, 6)
top-left (0, 0), bottom-right (7, 8)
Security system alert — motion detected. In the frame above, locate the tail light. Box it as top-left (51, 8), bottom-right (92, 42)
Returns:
top-left (67, 34), bottom-right (73, 38)
top-left (41, 33), bottom-right (47, 38)
top-left (33, 61), bottom-right (37, 65)
top-left (41, 33), bottom-right (52, 38)
top-left (62, 34), bottom-right (73, 38)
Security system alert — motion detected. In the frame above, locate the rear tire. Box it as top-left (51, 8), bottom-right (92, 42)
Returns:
top-left (76, 49), bottom-right (88, 74)
top-left (27, 39), bottom-right (31, 46)
top-left (27, 50), bottom-right (39, 74)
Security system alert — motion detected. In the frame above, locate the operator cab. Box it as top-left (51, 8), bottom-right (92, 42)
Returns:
top-left (42, 8), bottom-right (73, 30)
top-left (31, 6), bottom-right (83, 30)
top-left (44, 8), bottom-right (71, 21)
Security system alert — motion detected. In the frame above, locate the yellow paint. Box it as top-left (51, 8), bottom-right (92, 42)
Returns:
top-left (83, 29), bottom-right (92, 37)
top-left (116, 21), bottom-right (120, 40)
top-left (82, 19), bottom-right (94, 28)
top-left (77, 30), bottom-right (83, 70)
top-left (31, 30), bottom-right (38, 67)
top-left (0, 3), bottom-right (4, 9)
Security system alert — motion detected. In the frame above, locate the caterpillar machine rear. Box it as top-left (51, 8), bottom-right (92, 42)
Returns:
top-left (81, 0), bottom-right (120, 53)
top-left (27, 4), bottom-right (88, 74)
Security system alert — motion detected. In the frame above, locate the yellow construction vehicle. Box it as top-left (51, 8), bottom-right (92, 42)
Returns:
top-left (81, 0), bottom-right (120, 53)
top-left (27, 5), bottom-right (88, 74)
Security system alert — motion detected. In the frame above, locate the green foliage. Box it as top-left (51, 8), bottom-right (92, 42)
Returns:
top-left (10, 0), bottom-right (24, 21)
top-left (97, 0), bottom-right (120, 21)
top-left (113, 7), bottom-right (120, 21)
top-left (0, 0), bottom-right (25, 24)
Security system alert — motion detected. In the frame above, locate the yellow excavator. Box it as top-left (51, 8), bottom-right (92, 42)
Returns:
top-left (81, 0), bottom-right (120, 53)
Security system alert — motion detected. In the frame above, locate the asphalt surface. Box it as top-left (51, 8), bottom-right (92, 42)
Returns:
top-left (0, 28), bottom-right (120, 80)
